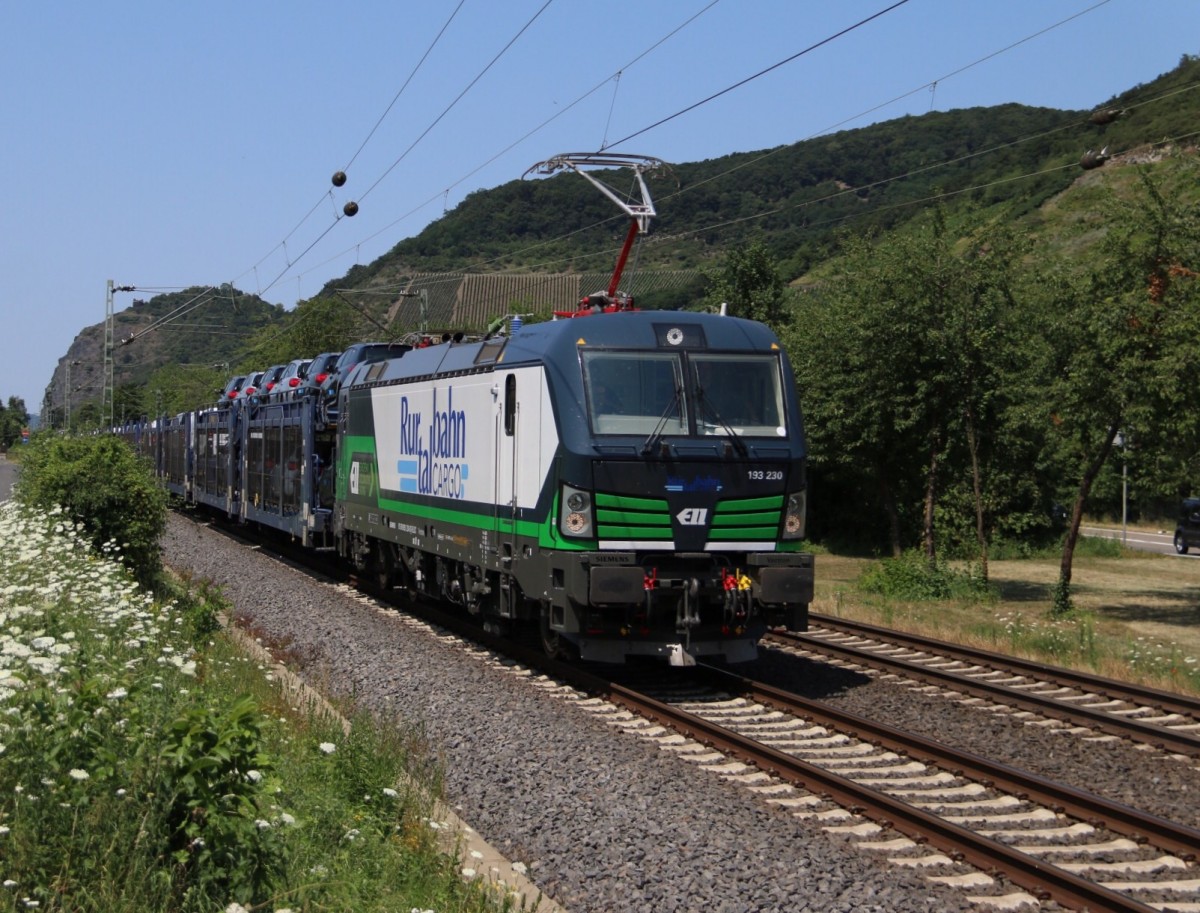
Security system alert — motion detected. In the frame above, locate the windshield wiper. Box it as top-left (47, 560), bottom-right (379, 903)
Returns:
top-left (640, 384), bottom-right (683, 457)
top-left (695, 385), bottom-right (749, 457)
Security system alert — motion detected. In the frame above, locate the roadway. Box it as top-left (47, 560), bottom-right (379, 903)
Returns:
top-left (1080, 524), bottom-right (1196, 558)
top-left (0, 454), bottom-right (16, 503)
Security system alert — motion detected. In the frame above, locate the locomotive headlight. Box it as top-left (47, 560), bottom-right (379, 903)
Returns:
top-left (560, 484), bottom-right (594, 538)
top-left (782, 491), bottom-right (807, 540)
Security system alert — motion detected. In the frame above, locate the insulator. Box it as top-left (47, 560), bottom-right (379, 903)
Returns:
top-left (332, 171), bottom-right (347, 187)
top-left (343, 201), bottom-right (359, 217)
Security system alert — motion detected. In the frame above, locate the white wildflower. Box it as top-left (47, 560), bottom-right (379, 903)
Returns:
top-left (318, 742), bottom-right (336, 754)
top-left (67, 769), bottom-right (89, 782)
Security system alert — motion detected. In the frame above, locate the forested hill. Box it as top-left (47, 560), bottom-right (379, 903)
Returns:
top-left (326, 54), bottom-right (1200, 293)
top-left (45, 287), bottom-right (283, 422)
top-left (47, 55), bottom-right (1199, 422)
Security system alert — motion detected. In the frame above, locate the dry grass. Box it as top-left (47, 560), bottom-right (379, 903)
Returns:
top-left (809, 549), bottom-right (1200, 696)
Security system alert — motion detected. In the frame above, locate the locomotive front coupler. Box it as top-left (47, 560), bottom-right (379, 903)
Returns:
top-left (639, 573), bottom-right (704, 632)
top-left (670, 577), bottom-right (702, 632)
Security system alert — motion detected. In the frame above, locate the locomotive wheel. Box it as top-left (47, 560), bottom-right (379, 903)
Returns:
top-left (372, 543), bottom-right (394, 592)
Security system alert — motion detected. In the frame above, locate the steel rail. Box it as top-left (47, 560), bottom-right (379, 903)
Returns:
top-left (691, 664), bottom-right (1200, 861)
top-left (767, 624), bottom-right (1200, 757)
top-left (588, 664), bottom-right (1171, 913)
top-left (805, 613), bottom-right (1200, 717)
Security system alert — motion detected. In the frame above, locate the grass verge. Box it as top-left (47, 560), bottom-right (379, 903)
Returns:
top-left (815, 538), bottom-right (1200, 696)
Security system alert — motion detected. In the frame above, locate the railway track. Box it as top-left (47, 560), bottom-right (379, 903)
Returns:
top-left (766, 615), bottom-right (1200, 759)
top-left (201, 517), bottom-right (1200, 910)
top-left (587, 663), bottom-right (1200, 912)
top-left (378, 599), bottom-right (1200, 910)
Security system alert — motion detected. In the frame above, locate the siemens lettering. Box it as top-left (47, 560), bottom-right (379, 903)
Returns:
top-left (395, 387), bottom-right (470, 499)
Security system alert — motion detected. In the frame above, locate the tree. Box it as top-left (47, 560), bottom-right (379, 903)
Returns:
top-left (786, 211), bottom-right (1026, 567)
top-left (240, 296), bottom-right (371, 370)
top-left (0, 396), bottom-right (30, 449)
top-left (701, 241), bottom-right (789, 328)
top-left (18, 433), bottom-right (167, 588)
top-left (788, 224), bottom-right (947, 557)
top-left (114, 383), bottom-right (146, 425)
top-left (1031, 166), bottom-right (1200, 613)
top-left (144, 364), bottom-right (229, 416)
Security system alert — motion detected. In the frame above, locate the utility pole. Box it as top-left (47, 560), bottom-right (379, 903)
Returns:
top-left (394, 289), bottom-right (428, 335)
top-left (104, 281), bottom-right (135, 428)
top-left (104, 280), bottom-right (114, 428)
top-left (65, 359), bottom-right (80, 431)
top-left (1115, 430), bottom-right (1128, 545)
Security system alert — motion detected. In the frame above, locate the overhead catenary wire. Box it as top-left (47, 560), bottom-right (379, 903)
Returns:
top-left (291, 0), bottom-right (723, 287)
top-left (298, 0), bottom-right (1095, 293)
top-left (601, 0), bottom-right (913, 151)
top-left (121, 286), bottom-right (219, 345)
top-left (364, 0), bottom-right (1147, 284)
top-left (243, 0), bottom-right (559, 305)
top-left (354, 0), bottom-right (558, 208)
top-left (241, 1), bottom-right (469, 287)
top-left (341, 0), bottom-right (468, 174)
top-left (126, 0), bottom-right (1146, 347)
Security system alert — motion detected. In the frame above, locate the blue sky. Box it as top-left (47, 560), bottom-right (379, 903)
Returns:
top-left (2, 0), bottom-right (1198, 415)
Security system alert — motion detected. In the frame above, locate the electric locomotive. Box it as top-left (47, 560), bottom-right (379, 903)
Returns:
top-left (126, 152), bottom-right (814, 665)
top-left (333, 308), bottom-right (813, 665)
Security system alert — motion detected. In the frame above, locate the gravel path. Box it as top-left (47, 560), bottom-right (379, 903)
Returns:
top-left (160, 512), bottom-right (1200, 912)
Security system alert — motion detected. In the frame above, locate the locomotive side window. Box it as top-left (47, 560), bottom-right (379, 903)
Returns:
top-left (504, 374), bottom-right (516, 436)
top-left (583, 352), bottom-right (685, 436)
top-left (691, 354), bottom-right (787, 437)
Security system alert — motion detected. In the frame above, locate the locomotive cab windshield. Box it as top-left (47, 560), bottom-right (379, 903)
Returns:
top-left (582, 349), bottom-right (788, 440)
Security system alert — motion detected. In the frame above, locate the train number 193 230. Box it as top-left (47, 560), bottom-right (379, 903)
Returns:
top-left (747, 469), bottom-right (783, 481)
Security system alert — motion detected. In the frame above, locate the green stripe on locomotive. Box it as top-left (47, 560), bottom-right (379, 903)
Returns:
top-left (338, 433), bottom-right (590, 550)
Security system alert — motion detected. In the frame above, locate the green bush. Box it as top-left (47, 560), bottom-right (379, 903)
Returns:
top-left (16, 433), bottom-right (167, 589)
top-left (988, 532), bottom-right (1126, 561)
top-left (859, 549), bottom-right (995, 601)
top-left (160, 697), bottom-right (286, 906)
top-left (160, 574), bottom-right (226, 644)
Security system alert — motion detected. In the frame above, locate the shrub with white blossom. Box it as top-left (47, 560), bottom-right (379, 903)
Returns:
top-left (0, 500), bottom-right (518, 912)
